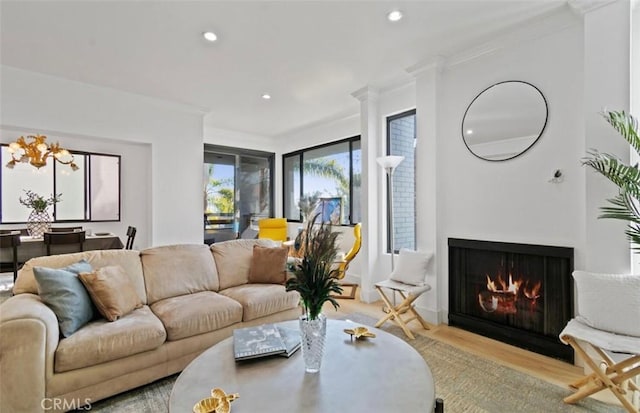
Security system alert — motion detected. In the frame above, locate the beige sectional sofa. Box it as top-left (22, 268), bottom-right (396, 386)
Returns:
top-left (0, 240), bottom-right (301, 412)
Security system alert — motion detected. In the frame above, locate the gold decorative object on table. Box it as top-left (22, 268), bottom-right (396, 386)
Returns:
top-left (344, 326), bottom-right (376, 340)
top-left (193, 388), bottom-right (239, 413)
top-left (5, 134), bottom-right (78, 170)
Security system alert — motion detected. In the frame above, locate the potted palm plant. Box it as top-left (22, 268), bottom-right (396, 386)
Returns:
top-left (583, 110), bottom-right (640, 249)
top-left (285, 213), bottom-right (343, 372)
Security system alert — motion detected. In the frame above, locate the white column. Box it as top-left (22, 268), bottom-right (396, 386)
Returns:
top-left (570, 0), bottom-right (632, 274)
top-left (351, 86), bottom-right (380, 302)
top-left (407, 57), bottom-right (444, 324)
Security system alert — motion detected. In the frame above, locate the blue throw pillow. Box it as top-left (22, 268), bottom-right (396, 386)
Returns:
top-left (33, 260), bottom-right (94, 337)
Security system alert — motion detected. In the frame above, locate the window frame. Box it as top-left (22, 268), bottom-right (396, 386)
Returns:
top-left (282, 135), bottom-right (361, 226)
top-left (386, 109), bottom-right (417, 253)
top-left (0, 145), bottom-right (121, 224)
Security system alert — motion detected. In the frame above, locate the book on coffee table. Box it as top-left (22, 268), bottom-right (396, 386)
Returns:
top-left (277, 326), bottom-right (301, 358)
top-left (233, 324), bottom-right (300, 361)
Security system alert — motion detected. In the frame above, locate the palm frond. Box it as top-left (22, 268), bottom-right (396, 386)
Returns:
top-left (601, 111), bottom-right (640, 153)
top-left (582, 151), bottom-right (640, 198)
top-left (584, 110), bottom-right (640, 252)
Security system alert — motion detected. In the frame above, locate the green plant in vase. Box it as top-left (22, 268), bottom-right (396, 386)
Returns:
top-left (285, 213), bottom-right (342, 372)
top-left (583, 110), bottom-right (640, 250)
top-left (19, 190), bottom-right (61, 237)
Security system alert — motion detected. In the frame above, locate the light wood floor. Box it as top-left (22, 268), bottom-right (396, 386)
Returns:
top-left (328, 296), bottom-right (623, 408)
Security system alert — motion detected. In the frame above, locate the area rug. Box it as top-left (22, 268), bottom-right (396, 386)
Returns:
top-left (71, 313), bottom-right (623, 413)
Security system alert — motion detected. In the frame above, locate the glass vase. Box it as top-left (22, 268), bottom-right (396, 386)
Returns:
top-left (299, 313), bottom-right (327, 373)
top-left (26, 210), bottom-right (51, 238)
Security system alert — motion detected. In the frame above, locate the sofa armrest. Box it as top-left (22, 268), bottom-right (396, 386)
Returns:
top-left (0, 293), bottom-right (60, 413)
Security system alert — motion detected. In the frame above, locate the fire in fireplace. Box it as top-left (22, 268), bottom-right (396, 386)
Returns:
top-left (449, 238), bottom-right (574, 362)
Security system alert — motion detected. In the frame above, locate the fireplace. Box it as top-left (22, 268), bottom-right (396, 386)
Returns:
top-left (448, 238), bottom-right (574, 362)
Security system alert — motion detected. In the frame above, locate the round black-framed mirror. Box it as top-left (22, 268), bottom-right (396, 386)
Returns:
top-left (461, 81), bottom-right (548, 161)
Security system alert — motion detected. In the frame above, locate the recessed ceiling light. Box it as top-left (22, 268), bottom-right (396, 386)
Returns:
top-left (261, 94), bottom-right (271, 100)
top-left (203, 32), bottom-right (218, 42)
top-left (466, 129), bottom-right (473, 135)
top-left (387, 10), bottom-right (403, 22)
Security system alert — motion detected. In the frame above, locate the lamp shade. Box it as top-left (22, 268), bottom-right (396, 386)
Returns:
top-left (376, 155), bottom-right (404, 172)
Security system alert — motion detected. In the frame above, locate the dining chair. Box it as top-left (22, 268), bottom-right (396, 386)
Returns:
top-left (125, 226), bottom-right (137, 250)
top-left (43, 231), bottom-right (86, 255)
top-left (0, 228), bottom-right (29, 236)
top-left (49, 226), bottom-right (83, 232)
top-left (0, 232), bottom-right (22, 282)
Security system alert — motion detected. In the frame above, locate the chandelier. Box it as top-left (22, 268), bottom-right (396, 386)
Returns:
top-left (5, 135), bottom-right (78, 170)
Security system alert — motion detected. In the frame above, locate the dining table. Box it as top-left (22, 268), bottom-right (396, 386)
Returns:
top-left (1, 233), bottom-right (124, 263)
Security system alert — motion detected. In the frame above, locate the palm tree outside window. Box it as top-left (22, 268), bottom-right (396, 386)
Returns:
top-left (283, 136), bottom-right (361, 225)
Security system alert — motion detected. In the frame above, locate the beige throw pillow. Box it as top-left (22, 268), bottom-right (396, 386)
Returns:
top-left (79, 265), bottom-right (143, 321)
top-left (248, 245), bottom-right (289, 284)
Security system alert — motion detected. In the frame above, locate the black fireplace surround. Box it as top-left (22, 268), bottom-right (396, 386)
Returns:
top-left (448, 238), bottom-right (574, 362)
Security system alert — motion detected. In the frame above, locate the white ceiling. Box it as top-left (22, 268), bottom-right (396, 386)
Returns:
top-left (0, 1), bottom-right (567, 137)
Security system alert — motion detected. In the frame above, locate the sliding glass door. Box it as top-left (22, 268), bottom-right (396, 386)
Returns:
top-left (203, 145), bottom-right (273, 244)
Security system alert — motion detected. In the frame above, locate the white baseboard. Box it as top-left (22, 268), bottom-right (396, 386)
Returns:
top-left (414, 305), bottom-right (445, 325)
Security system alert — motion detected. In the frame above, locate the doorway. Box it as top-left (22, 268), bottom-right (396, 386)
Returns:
top-left (203, 145), bottom-right (274, 244)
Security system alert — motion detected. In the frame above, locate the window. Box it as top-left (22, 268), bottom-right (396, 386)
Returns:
top-left (283, 136), bottom-right (361, 225)
top-left (204, 144), bottom-right (274, 244)
top-left (0, 146), bottom-right (121, 223)
top-left (387, 110), bottom-right (416, 252)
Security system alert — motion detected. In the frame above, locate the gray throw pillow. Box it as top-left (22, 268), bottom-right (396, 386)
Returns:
top-left (33, 260), bottom-right (94, 337)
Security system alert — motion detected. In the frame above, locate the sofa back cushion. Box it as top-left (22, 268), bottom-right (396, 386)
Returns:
top-left (141, 244), bottom-right (219, 304)
top-left (14, 250), bottom-right (147, 304)
top-left (211, 239), bottom-right (279, 290)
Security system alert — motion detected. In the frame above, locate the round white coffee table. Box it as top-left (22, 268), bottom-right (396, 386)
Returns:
top-left (169, 319), bottom-right (435, 412)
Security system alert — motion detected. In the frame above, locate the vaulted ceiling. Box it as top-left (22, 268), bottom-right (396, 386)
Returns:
top-left (0, 1), bottom-right (567, 137)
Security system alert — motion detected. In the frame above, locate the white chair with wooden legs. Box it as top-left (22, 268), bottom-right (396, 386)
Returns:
top-left (559, 271), bottom-right (640, 413)
top-left (374, 280), bottom-right (430, 339)
top-left (374, 249), bottom-right (433, 340)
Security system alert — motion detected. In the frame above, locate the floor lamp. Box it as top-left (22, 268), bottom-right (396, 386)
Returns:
top-left (376, 155), bottom-right (404, 271)
top-left (377, 155), bottom-right (404, 311)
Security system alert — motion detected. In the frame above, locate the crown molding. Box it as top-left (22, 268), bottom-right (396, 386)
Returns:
top-left (437, 5), bottom-right (578, 70)
top-left (351, 86), bottom-right (379, 102)
top-left (568, 0), bottom-right (618, 15)
top-left (273, 109), bottom-right (359, 139)
top-left (406, 56), bottom-right (446, 78)
top-left (1, 65), bottom-right (210, 116)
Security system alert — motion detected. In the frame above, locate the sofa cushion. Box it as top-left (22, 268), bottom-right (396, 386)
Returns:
top-left (219, 284), bottom-right (300, 321)
top-left (15, 250), bottom-right (147, 304)
top-left (211, 239), bottom-right (279, 290)
top-left (33, 260), bottom-right (95, 337)
top-left (141, 244), bottom-right (219, 304)
top-left (79, 265), bottom-right (143, 321)
top-left (150, 291), bottom-right (243, 341)
top-left (54, 306), bottom-right (166, 373)
top-left (248, 245), bottom-right (288, 284)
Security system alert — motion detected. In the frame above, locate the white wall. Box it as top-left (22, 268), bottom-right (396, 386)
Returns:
top-left (408, 3), bottom-right (631, 323)
top-left (0, 66), bottom-right (204, 247)
top-left (434, 20), bottom-right (585, 320)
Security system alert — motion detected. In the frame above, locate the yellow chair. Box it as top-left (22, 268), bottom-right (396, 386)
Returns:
top-left (258, 218), bottom-right (288, 242)
top-left (333, 223), bottom-right (361, 299)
